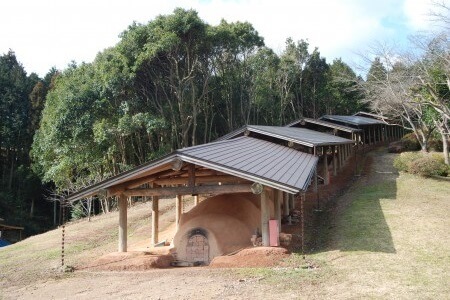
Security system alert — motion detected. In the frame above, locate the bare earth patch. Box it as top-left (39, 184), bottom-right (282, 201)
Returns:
top-left (210, 247), bottom-right (290, 268)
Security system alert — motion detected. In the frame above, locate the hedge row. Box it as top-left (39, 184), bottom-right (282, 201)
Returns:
top-left (394, 151), bottom-right (449, 177)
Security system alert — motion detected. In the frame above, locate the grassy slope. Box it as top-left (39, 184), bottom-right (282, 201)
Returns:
top-left (0, 199), bottom-right (178, 287)
top-left (1, 149), bottom-right (449, 299)
top-left (238, 149), bottom-right (450, 299)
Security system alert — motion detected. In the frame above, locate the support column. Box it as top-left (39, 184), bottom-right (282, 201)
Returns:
top-left (261, 189), bottom-right (270, 247)
top-left (368, 128), bottom-right (372, 145)
top-left (346, 145), bottom-right (349, 160)
top-left (338, 145), bottom-right (343, 169)
top-left (373, 127), bottom-right (377, 144)
top-left (275, 190), bottom-right (282, 233)
top-left (118, 194), bottom-right (127, 252)
top-left (332, 145), bottom-right (337, 176)
top-left (300, 192), bottom-right (305, 258)
top-left (290, 194), bottom-right (295, 210)
top-left (151, 195), bottom-right (159, 245)
top-left (313, 166), bottom-right (318, 192)
top-left (323, 147), bottom-right (329, 185)
top-left (194, 195), bottom-right (199, 206)
top-left (176, 195), bottom-right (182, 230)
top-left (283, 192), bottom-right (289, 217)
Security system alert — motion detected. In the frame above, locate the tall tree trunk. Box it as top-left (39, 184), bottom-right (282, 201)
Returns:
top-left (8, 150), bottom-right (15, 190)
top-left (30, 198), bottom-right (35, 218)
top-left (442, 132), bottom-right (449, 165)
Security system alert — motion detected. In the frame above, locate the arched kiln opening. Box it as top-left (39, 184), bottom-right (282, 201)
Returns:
top-left (186, 228), bottom-right (209, 264)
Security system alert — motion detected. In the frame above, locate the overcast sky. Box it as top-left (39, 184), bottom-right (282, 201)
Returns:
top-left (0, 0), bottom-right (445, 77)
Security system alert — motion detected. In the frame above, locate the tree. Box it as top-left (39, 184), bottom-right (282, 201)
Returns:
top-left (0, 50), bottom-right (52, 233)
top-left (302, 48), bottom-right (330, 118)
top-left (326, 58), bottom-right (365, 115)
top-left (209, 19), bottom-right (264, 131)
top-left (362, 53), bottom-right (436, 152)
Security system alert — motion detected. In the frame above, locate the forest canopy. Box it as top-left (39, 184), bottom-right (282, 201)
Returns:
top-left (2, 7), bottom-right (447, 232)
top-left (30, 8), bottom-right (364, 193)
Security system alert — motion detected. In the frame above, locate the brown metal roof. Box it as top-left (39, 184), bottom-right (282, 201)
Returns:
top-left (67, 137), bottom-right (318, 201)
top-left (286, 117), bottom-right (362, 133)
top-left (216, 125), bottom-right (355, 147)
top-left (179, 136), bottom-right (318, 191)
top-left (320, 115), bottom-right (386, 126)
top-left (353, 111), bottom-right (390, 121)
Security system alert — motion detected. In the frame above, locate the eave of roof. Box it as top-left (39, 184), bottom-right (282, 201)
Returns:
top-left (285, 118), bottom-right (362, 133)
top-left (67, 137), bottom-right (319, 202)
top-left (216, 125), bottom-right (355, 147)
top-left (320, 115), bottom-right (386, 126)
top-left (353, 111), bottom-right (392, 120)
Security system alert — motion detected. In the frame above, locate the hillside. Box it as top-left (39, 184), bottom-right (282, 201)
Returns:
top-left (1, 148), bottom-right (449, 299)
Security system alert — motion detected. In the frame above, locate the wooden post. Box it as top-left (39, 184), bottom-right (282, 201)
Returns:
top-left (194, 195), bottom-right (199, 206)
top-left (151, 195), bottom-right (159, 245)
top-left (118, 194), bottom-right (127, 252)
top-left (313, 166), bottom-right (318, 192)
top-left (176, 195), bottom-right (182, 230)
top-left (275, 190), bottom-right (282, 233)
top-left (333, 145), bottom-right (337, 176)
top-left (283, 192), bottom-right (289, 217)
top-left (338, 145), bottom-right (343, 169)
top-left (373, 126), bottom-right (377, 144)
top-left (300, 193), bottom-right (306, 259)
top-left (323, 147), bottom-right (329, 185)
top-left (290, 193), bottom-right (295, 210)
top-left (261, 190), bottom-right (270, 247)
top-left (368, 127), bottom-right (372, 145)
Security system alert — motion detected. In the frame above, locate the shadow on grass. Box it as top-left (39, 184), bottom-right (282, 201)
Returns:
top-left (308, 149), bottom-right (398, 254)
top-left (334, 179), bottom-right (397, 253)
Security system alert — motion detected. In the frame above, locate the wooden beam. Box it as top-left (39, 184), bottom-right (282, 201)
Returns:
top-left (275, 190), bottom-right (282, 233)
top-left (323, 147), bottom-right (329, 185)
top-left (151, 184), bottom-right (159, 245)
top-left (107, 169), bottom-right (179, 197)
top-left (122, 184), bottom-right (253, 197)
top-left (153, 175), bottom-right (246, 186)
top-left (332, 145), bottom-right (337, 176)
top-left (118, 194), bottom-right (127, 252)
top-left (176, 195), bottom-right (182, 230)
top-left (290, 193), bottom-right (295, 210)
top-left (261, 190), bottom-right (270, 247)
top-left (283, 192), bottom-right (289, 217)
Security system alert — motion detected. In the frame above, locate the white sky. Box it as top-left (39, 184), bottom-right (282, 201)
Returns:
top-left (0, 0), bottom-right (444, 77)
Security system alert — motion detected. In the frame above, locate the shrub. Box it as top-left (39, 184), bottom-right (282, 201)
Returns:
top-left (428, 137), bottom-right (443, 152)
top-left (393, 151), bottom-right (422, 172)
top-left (71, 202), bottom-right (86, 220)
top-left (395, 151), bottom-right (449, 177)
top-left (400, 133), bottom-right (421, 151)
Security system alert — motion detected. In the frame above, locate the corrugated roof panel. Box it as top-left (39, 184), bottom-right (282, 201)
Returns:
top-left (248, 125), bottom-right (354, 146)
top-left (293, 155), bottom-right (317, 188)
top-left (278, 152), bottom-right (311, 184)
top-left (68, 135), bottom-right (319, 201)
top-left (214, 126), bottom-right (246, 141)
top-left (321, 115), bottom-right (385, 126)
top-left (179, 136), bottom-right (318, 192)
top-left (286, 117), bottom-right (362, 133)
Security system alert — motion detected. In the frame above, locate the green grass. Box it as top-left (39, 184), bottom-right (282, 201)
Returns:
top-left (231, 151), bottom-right (450, 298)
